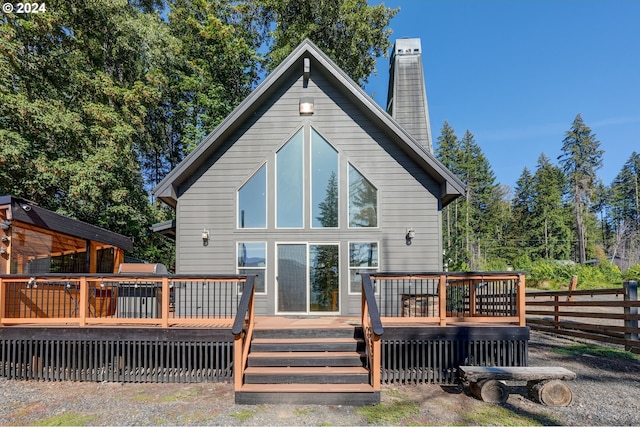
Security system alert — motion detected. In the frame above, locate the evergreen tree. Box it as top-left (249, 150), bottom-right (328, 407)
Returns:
top-left (531, 154), bottom-right (571, 260)
top-left (436, 122), bottom-right (463, 268)
top-left (558, 114), bottom-right (604, 263)
top-left (510, 167), bottom-right (536, 260)
top-left (435, 125), bottom-right (501, 270)
top-left (609, 151), bottom-right (640, 268)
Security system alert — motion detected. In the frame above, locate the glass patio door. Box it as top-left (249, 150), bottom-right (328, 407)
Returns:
top-left (277, 243), bottom-right (339, 314)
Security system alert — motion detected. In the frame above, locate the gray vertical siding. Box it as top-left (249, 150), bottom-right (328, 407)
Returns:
top-left (175, 61), bottom-right (443, 315)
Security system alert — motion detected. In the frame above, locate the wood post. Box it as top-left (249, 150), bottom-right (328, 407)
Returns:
top-left (79, 276), bottom-right (88, 327)
top-left (624, 280), bottom-right (638, 351)
top-left (0, 277), bottom-right (5, 326)
top-left (234, 334), bottom-right (244, 391)
top-left (553, 295), bottom-right (560, 331)
top-left (438, 275), bottom-right (447, 326)
top-left (161, 277), bottom-right (170, 328)
top-left (517, 274), bottom-right (526, 326)
top-left (371, 334), bottom-right (381, 390)
top-left (567, 275), bottom-right (578, 301)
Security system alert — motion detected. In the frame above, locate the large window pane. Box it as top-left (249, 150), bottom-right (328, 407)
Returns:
top-left (277, 130), bottom-right (304, 227)
top-left (238, 165), bottom-right (266, 228)
top-left (237, 242), bottom-right (266, 293)
top-left (349, 242), bottom-right (379, 293)
top-left (349, 164), bottom-right (378, 227)
top-left (310, 244), bottom-right (339, 312)
top-left (311, 129), bottom-right (338, 228)
top-left (277, 244), bottom-right (307, 312)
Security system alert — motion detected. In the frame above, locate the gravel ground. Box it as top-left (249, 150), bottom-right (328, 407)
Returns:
top-left (1, 330), bottom-right (639, 426)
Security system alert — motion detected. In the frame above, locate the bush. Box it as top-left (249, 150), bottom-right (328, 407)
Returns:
top-left (524, 258), bottom-right (621, 289)
top-left (623, 263), bottom-right (640, 282)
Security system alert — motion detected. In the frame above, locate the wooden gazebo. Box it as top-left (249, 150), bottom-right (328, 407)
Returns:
top-left (0, 196), bottom-right (133, 275)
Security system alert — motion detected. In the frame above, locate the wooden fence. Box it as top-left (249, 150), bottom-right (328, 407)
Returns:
top-left (526, 280), bottom-right (640, 353)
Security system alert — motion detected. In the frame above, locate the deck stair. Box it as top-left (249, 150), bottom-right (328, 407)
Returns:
top-left (235, 326), bottom-right (380, 405)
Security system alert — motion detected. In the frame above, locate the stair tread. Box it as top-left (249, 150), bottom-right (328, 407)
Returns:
top-left (244, 366), bottom-right (368, 375)
top-left (239, 383), bottom-right (376, 393)
top-left (248, 351), bottom-right (362, 358)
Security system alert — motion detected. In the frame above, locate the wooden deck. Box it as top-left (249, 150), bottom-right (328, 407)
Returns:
top-left (1, 271), bottom-right (529, 405)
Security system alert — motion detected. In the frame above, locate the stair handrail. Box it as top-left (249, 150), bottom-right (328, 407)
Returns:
top-left (232, 275), bottom-right (256, 391)
top-left (361, 273), bottom-right (383, 336)
top-left (360, 273), bottom-right (383, 390)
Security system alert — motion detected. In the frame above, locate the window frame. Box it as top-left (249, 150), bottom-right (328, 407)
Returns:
top-left (236, 241), bottom-right (267, 295)
top-left (347, 162), bottom-right (379, 229)
top-left (310, 127), bottom-right (340, 229)
top-left (348, 241), bottom-right (380, 295)
top-left (275, 128), bottom-right (305, 229)
top-left (236, 163), bottom-right (267, 230)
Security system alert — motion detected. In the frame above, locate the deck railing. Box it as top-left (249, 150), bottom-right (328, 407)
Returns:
top-left (366, 272), bottom-right (526, 326)
top-left (360, 273), bottom-right (383, 390)
top-left (232, 275), bottom-right (256, 391)
top-left (0, 274), bottom-right (249, 327)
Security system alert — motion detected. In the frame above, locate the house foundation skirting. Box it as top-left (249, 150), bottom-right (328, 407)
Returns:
top-left (0, 328), bottom-right (234, 383)
top-left (381, 326), bottom-right (529, 384)
top-left (0, 325), bottom-right (528, 385)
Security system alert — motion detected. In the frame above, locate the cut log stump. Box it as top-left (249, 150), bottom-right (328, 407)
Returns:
top-left (527, 379), bottom-right (573, 407)
top-left (469, 379), bottom-right (509, 404)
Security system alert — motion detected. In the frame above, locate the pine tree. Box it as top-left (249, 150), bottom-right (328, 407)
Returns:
top-left (609, 152), bottom-right (640, 268)
top-left (558, 114), bottom-right (604, 263)
top-left (510, 167), bottom-right (536, 261)
top-left (531, 154), bottom-right (571, 260)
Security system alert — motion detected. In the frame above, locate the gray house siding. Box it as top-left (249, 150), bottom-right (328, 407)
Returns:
top-left (172, 60), bottom-right (444, 316)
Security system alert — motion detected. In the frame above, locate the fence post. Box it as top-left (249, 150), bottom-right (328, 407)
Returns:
top-left (554, 295), bottom-right (560, 331)
top-left (624, 280), bottom-right (638, 352)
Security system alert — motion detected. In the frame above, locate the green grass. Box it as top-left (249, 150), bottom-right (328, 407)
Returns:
top-left (456, 405), bottom-right (559, 426)
top-left (31, 413), bottom-right (99, 426)
top-left (356, 400), bottom-right (420, 424)
top-left (293, 407), bottom-right (315, 417)
top-left (230, 408), bottom-right (257, 422)
top-left (553, 343), bottom-right (640, 360)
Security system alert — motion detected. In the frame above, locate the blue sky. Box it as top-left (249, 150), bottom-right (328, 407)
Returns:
top-left (364, 0), bottom-right (640, 192)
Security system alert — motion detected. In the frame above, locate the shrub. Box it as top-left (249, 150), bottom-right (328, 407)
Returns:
top-left (623, 263), bottom-right (640, 282)
top-left (524, 258), bottom-right (621, 289)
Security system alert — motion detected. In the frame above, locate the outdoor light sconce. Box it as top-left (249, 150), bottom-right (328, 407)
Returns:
top-left (299, 97), bottom-right (314, 115)
top-left (0, 220), bottom-right (12, 230)
top-left (0, 247), bottom-right (6, 255)
top-left (1, 236), bottom-right (8, 243)
top-left (201, 229), bottom-right (210, 246)
top-left (405, 228), bottom-right (415, 246)
top-left (21, 204), bottom-right (32, 212)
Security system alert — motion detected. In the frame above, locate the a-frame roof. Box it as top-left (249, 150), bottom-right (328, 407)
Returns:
top-left (153, 39), bottom-right (465, 208)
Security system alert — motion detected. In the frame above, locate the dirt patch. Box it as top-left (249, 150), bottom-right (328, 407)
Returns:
top-left (1, 331), bottom-right (638, 425)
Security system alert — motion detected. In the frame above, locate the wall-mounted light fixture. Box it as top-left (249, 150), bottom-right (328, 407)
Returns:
top-left (1, 236), bottom-right (8, 243)
top-left (405, 228), bottom-right (415, 246)
top-left (299, 97), bottom-right (314, 115)
top-left (0, 247), bottom-right (6, 255)
top-left (0, 220), bottom-right (12, 230)
top-left (21, 204), bottom-right (31, 212)
top-left (202, 229), bottom-right (210, 246)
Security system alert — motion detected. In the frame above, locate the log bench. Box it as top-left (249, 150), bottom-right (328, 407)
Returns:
top-left (458, 366), bottom-right (576, 406)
